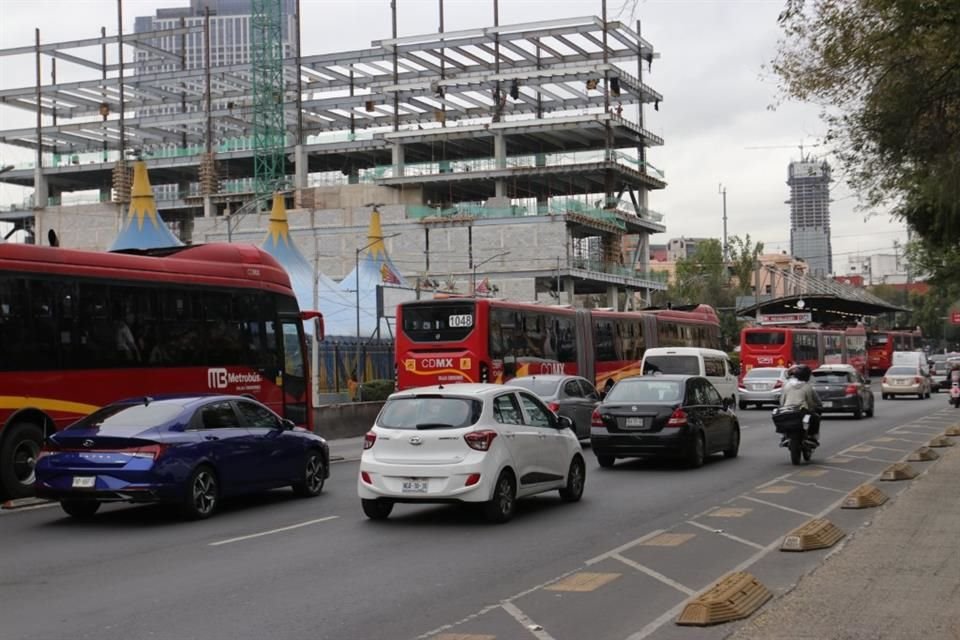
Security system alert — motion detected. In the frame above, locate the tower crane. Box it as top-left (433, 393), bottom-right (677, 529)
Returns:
top-left (744, 142), bottom-right (822, 161)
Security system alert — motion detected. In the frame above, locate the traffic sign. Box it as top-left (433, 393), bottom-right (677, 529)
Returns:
top-left (951, 311), bottom-right (960, 325)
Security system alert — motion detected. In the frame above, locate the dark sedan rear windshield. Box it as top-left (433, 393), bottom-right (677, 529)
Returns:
top-left (507, 377), bottom-right (560, 396)
top-left (745, 368), bottom-right (783, 379)
top-left (377, 396), bottom-right (482, 429)
top-left (66, 403), bottom-right (184, 434)
top-left (813, 372), bottom-right (851, 383)
top-left (643, 356), bottom-right (699, 375)
top-left (606, 379), bottom-right (682, 403)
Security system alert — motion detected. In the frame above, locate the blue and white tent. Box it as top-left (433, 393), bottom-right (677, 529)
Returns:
top-left (259, 194), bottom-right (375, 336)
top-left (109, 161), bottom-right (183, 251)
top-left (324, 210), bottom-right (410, 338)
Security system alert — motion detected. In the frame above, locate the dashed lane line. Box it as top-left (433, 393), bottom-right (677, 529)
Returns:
top-left (502, 602), bottom-right (557, 640)
top-left (585, 528), bottom-right (667, 566)
top-left (686, 519), bottom-right (765, 551)
top-left (741, 495), bottom-right (814, 517)
top-left (782, 479), bottom-right (848, 494)
top-left (209, 516), bottom-right (339, 546)
top-left (610, 552), bottom-right (697, 596)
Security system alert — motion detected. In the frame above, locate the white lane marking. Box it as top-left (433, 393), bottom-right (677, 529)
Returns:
top-left (741, 495), bottom-right (813, 517)
top-left (811, 464), bottom-right (875, 477)
top-left (611, 553), bottom-right (697, 596)
top-left (585, 528), bottom-right (666, 566)
top-left (209, 516), bottom-right (339, 546)
top-left (783, 479), bottom-right (848, 494)
top-left (686, 520), bottom-right (766, 550)
top-left (502, 602), bottom-right (557, 640)
top-left (842, 454), bottom-right (907, 464)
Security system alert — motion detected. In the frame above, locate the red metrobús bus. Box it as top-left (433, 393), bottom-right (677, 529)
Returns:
top-left (739, 325), bottom-right (868, 378)
top-left (0, 242), bottom-right (322, 499)
top-left (395, 298), bottom-right (720, 391)
top-left (867, 329), bottom-right (922, 375)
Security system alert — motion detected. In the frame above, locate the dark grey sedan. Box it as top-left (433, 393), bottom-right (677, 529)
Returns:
top-left (811, 368), bottom-right (875, 419)
top-left (590, 375), bottom-right (740, 469)
top-left (507, 374), bottom-right (600, 439)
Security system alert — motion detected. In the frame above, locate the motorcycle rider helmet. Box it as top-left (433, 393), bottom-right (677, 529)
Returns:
top-left (791, 364), bottom-right (812, 382)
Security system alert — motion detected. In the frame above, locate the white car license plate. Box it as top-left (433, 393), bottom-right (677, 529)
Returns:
top-left (822, 401), bottom-right (833, 408)
top-left (72, 476), bottom-right (95, 489)
top-left (402, 478), bottom-right (428, 494)
top-left (625, 417), bottom-right (644, 428)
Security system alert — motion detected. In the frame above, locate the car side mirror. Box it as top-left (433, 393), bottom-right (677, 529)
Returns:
top-left (280, 418), bottom-right (296, 430)
top-left (557, 415), bottom-right (574, 430)
top-left (722, 397), bottom-right (733, 410)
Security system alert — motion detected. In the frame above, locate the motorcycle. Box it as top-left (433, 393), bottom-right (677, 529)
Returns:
top-left (772, 405), bottom-right (819, 465)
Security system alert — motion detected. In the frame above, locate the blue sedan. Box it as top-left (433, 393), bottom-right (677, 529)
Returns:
top-left (35, 395), bottom-right (330, 520)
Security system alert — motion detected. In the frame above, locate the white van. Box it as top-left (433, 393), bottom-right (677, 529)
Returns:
top-left (892, 351), bottom-right (929, 375)
top-left (640, 347), bottom-right (738, 405)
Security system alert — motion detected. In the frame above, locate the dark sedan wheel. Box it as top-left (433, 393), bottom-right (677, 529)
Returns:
top-left (687, 433), bottom-right (706, 469)
top-left (60, 499), bottom-right (100, 519)
top-left (738, 400), bottom-right (747, 410)
top-left (361, 498), bottom-right (394, 520)
top-left (853, 402), bottom-right (863, 419)
top-left (723, 426), bottom-right (740, 459)
top-left (182, 465), bottom-right (218, 520)
top-left (596, 454), bottom-right (616, 468)
top-left (292, 450), bottom-right (326, 497)
top-left (866, 399), bottom-right (874, 417)
top-left (559, 455), bottom-right (585, 503)
top-left (483, 470), bottom-right (516, 524)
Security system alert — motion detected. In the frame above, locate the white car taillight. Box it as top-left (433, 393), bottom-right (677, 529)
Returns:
top-left (363, 431), bottom-right (377, 450)
top-left (464, 430), bottom-right (498, 451)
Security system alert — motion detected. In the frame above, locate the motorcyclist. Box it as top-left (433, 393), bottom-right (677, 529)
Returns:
top-left (779, 364), bottom-right (822, 443)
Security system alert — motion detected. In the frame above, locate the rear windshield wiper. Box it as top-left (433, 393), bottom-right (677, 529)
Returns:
top-left (415, 423), bottom-right (457, 430)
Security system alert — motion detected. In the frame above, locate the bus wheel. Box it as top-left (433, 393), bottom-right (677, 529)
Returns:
top-left (0, 422), bottom-right (44, 500)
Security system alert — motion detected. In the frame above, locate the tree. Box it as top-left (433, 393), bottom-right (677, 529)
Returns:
top-left (727, 234), bottom-right (764, 296)
top-left (672, 239), bottom-right (728, 307)
top-left (773, 0), bottom-right (960, 279)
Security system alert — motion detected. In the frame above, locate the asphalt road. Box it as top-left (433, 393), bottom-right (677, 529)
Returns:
top-left (1, 394), bottom-right (952, 640)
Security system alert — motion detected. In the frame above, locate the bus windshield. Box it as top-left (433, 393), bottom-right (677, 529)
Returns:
top-left (745, 331), bottom-right (786, 345)
top-left (401, 302), bottom-right (476, 342)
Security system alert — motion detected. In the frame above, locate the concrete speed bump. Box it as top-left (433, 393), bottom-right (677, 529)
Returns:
top-left (908, 447), bottom-right (940, 461)
top-left (944, 425), bottom-right (960, 436)
top-left (676, 571), bottom-right (771, 626)
top-left (927, 436), bottom-right (956, 448)
top-left (880, 462), bottom-right (918, 481)
top-left (842, 484), bottom-right (889, 509)
top-left (780, 518), bottom-right (845, 551)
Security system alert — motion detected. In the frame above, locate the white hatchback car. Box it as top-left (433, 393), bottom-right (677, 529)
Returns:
top-left (358, 383), bottom-right (586, 523)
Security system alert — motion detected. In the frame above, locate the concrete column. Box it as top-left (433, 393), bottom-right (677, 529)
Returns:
top-left (32, 167), bottom-right (47, 208)
top-left (494, 133), bottom-right (506, 198)
top-left (392, 143), bottom-right (405, 177)
top-left (607, 284), bottom-right (618, 310)
top-left (564, 276), bottom-right (575, 305)
top-left (203, 195), bottom-right (214, 218)
top-left (294, 144), bottom-right (308, 190)
top-left (348, 168), bottom-right (360, 185)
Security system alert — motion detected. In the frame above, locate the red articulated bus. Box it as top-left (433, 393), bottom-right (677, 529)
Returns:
top-left (740, 324), bottom-right (869, 378)
top-left (867, 328), bottom-right (923, 375)
top-left (0, 242), bottom-right (322, 499)
top-left (395, 298), bottom-right (720, 391)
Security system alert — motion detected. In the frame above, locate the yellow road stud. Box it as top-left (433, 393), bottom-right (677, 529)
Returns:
top-left (880, 462), bottom-right (917, 481)
top-left (676, 571), bottom-right (771, 626)
top-left (908, 447), bottom-right (940, 461)
top-left (780, 518), bottom-right (845, 551)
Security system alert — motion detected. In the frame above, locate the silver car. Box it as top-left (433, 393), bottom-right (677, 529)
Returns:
top-left (737, 367), bottom-right (789, 409)
top-left (506, 374), bottom-right (600, 439)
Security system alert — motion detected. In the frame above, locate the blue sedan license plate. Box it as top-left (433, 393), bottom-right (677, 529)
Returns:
top-left (402, 478), bottom-right (428, 493)
top-left (72, 476), bottom-right (95, 489)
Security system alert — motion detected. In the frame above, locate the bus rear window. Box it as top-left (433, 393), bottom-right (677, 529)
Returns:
top-left (401, 303), bottom-right (476, 342)
top-left (745, 331), bottom-right (786, 345)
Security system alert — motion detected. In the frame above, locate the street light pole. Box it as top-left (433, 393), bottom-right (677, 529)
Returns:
top-left (353, 212), bottom-right (399, 386)
top-left (718, 183), bottom-right (728, 263)
top-left (472, 251), bottom-right (510, 294)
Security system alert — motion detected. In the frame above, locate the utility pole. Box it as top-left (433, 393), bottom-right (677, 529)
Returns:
top-left (719, 183), bottom-right (728, 263)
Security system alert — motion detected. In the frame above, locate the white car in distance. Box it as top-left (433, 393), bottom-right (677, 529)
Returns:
top-left (358, 383), bottom-right (586, 523)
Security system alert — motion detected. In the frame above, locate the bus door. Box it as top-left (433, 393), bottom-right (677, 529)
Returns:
top-left (278, 316), bottom-right (308, 427)
top-left (574, 309), bottom-right (595, 383)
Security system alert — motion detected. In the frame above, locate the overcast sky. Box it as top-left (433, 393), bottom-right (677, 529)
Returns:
top-left (0, 0), bottom-right (908, 270)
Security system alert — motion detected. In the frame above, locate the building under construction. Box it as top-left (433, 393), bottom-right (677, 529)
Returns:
top-left (0, 1), bottom-right (670, 307)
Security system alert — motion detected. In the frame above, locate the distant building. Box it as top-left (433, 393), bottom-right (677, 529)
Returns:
top-left (787, 160), bottom-right (832, 277)
top-left (846, 252), bottom-right (908, 285)
top-left (666, 236), bottom-right (710, 262)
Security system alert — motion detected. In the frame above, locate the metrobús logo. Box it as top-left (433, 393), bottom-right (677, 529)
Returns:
top-left (207, 368), bottom-right (263, 389)
top-left (408, 357), bottom-right (471, 371)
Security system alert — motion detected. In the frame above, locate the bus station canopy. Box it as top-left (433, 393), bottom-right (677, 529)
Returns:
top-left (738, 293), bottom-right (908, 325)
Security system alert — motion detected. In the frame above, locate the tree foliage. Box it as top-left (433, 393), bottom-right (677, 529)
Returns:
top-left (773, 0), bottom-right (960, 266)
top-left (727, 234), bottom-right (764, 296)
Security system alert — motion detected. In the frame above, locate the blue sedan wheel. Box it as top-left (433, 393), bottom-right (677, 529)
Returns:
top-left (182, 465), bottom-right (218, 520)
top-left (293, 450), bottom-right (326, 497)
